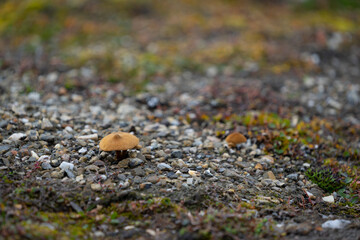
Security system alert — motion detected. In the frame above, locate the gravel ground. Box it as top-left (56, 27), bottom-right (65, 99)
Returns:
top-left (1, 4), bottom-right (360, 236)
top-left (1, 48), bottom-right (360, 239)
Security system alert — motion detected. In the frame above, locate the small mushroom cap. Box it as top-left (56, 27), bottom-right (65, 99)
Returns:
top-left (99, 132), bottom-right (139, 151)
top-left (225, 132), bottom-right (247, 146)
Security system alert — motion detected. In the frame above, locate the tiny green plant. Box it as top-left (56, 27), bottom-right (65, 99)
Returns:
top-left (305, 168), bottom-right (346, 193)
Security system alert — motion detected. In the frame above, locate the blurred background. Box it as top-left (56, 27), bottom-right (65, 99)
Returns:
top-left (0, 0), bottom-right (359, 91)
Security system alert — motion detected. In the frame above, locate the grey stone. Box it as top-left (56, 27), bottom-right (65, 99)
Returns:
top-left (147, 175), bottom-right (159, 184)
top-left (129, 158), bottom-right (144, 168)
top-left (41, 118), bottom-right (53, 130)
top-left (133, 176), bottom-right (143, 184)
top-left (147, 96), bottom-right (159, 109)
top-left (0, 121), bottom-right (8, 128)
top-left (236, 161), bottom-right (251, 168)
top-left (167, 172), bottom-right (178, 179)
top-left (39, 134), bottom-right (55, 143)
top-left (204, 169), bottom-right (213, 177)
top-left (27, 130), bottom-right (39, 141)
top-left (41, 162), bottom-right (53, 170)
top-left (0, 145), bottom-right (10, 154)
top-left (223, 169), bottom-right (241, 179)
top-left (60, 162), bottom-right (74, 171)
top-left (171, 150), bottom-right (183, 158)
top-left (132, 167), bottom-right (146, 177)
top-left (157, 163), bottom-right (172, 171)
top-left (118, 174), bottom-right (127, 181)
top-left (287, 173), bottom-right (299, 181)
top-left (65, 169), bottom-right (76, 179)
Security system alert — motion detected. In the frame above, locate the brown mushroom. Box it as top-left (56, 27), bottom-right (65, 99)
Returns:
top-left (99, 132), bottom-right (139, 160)
top-left (225, 132), bottom-right (247, 148)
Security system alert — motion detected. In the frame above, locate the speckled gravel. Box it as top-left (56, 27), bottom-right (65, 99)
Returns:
top-left (1, 62), bottom-right (360, 238)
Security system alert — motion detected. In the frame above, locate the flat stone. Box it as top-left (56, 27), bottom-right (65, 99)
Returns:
top-left (85, 165), bottom-right (99, 171)
top-left (261, 155), bottom-right (275, 164)
top-left (285, 222), bottom-right (313, 235)
top-left (0, 145), bottom-right (11, 154)
top-left (8, 133), bottom-right (26, 141)
top-left (274, 180), bottom-right (285, 187)
top-left (77, 134), bottom-right (98, 140)
top-left (147, 175), bottom-right (159, 184)
top-left (188, 170), bottom-right (199, 177)
top-left (144, 123), bottom-right (167, 132)
top-left (39, 134), bottom-right (55, 143)
top-left (132, 167), bottom-right (146, 177)
top-left (321, 219), bottom-right (351, 229)
top-left (91, 183), bottom-right (102, 191)
top-left (118, 159), bottom-right (130, 168)
top-left (263, 171), bottom-right (276, 180)
top-left (236, 161), bottom-right (251, 168)
top-left (78, 147), bottom-right (87, 154)
top-left (287, 173), bottom-right (298, 180)
top-left (51, 170), bottom-right (64, 179)
top-left (322, 195), bottom-right (335, 203)
top-left (157, 163), bottom-right (172, 171)
top-left (165, 172), bottom-right (177, 179)
top-left (223, 169), bottom-right (241, 179)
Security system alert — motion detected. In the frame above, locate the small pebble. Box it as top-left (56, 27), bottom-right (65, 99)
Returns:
top-left (60, 162), bottom-right (74, 171)
top-left (157, 163), bottom-right (172, 171)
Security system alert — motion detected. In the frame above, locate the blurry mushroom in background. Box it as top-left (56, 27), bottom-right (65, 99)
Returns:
top-left (225, 132), bottom-right (247, 148)
top-left (99, 132), bottom-right (139, 160)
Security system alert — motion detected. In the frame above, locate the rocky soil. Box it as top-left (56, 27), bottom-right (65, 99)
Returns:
top-left (1, 1), bottom-right (360, 239)
top-left (1, 55), bottom-right (360, 239)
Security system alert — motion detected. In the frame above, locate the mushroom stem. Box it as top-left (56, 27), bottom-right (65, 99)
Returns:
top-left (115, 150), bottom-right (128, 160)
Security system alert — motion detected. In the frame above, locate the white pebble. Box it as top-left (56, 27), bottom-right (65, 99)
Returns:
top-left (8, 133), bottom-right (26, 141)
top-left (59, 162), bottom-right (74, 171)
top-left (187, 178), bottom-right (194, 185)
top-left (77, 134), bottom-right (98, 140)
top-left (65, 126), bottom-right (74, 133)
top-left (303, 163), bottom-right (311, 168)
top-left (38, 155), bottom-right (50, 162)
top-left (31, 151), bottom-right (39, 160)
top-left (322, 195), bottom-right (334, 203)
top-left (322, 219), bottom-right (351, 229)
top-left (78, 147), bottom-right (87, 154)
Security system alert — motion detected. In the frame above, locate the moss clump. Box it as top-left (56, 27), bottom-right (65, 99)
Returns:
top-left (305, 168), bottom-right (345, 193)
